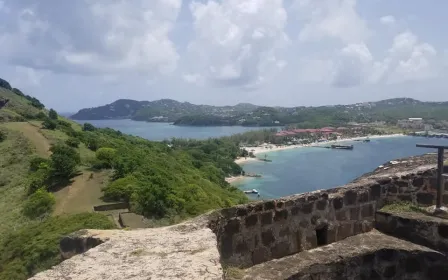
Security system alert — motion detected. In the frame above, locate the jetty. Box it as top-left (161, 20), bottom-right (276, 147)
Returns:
top-left (330, 144), bottom-right (354, 150)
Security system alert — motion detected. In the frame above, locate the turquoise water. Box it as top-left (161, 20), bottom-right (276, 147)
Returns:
top-left (76, 119), bottom-right (272, 141)
top-left (234, 136), bottom-right (448, 200)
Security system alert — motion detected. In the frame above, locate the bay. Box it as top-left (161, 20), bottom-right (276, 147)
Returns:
top-left (234, 136), bottom-right (448, 200)
top-left (75, 119), bottom-right (270, 141)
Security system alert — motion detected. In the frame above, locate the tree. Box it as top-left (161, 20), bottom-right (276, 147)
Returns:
top-left (83, 123), bottom-right (96, 131)
top-left (95, 147), bottom-right (117, 168)
top-left (65, 137), bottom-right (80, 148)
top-left (0, 77), bottom-right (12, 90)
top-left (48, 109), bottom-right (58, 120)
top-left (49, 144), bottom-right (81, 178)
top-left (42, 119), bottom-right (57, 130)
top-left (22, 189), bottom-right (55, 219)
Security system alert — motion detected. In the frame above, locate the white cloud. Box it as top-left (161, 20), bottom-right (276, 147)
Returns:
top-left (0, 0), bottom-right (181, 76)
top-left (380, 15), bottom-right (396, 25)
top-left (185, 0), bottom-right (289, 88)
top-left (295, 0), bottom-right (369, 44)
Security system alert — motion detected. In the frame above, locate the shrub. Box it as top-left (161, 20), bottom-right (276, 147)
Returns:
top-left (83, 123), bottom-right (95, 131)
top-left (86, 137), bottom-right (99, 151)
top-left (65, 137), bottom-right (80, 148)
top-left (27, 169), bottom-right (50, 194)
top-left (29, 156), bottom-right (51, 172)
top-left (49, 144), bottom-right (81, 178)
top-left (0, 213), bottom-right (115, 280)
top-left (48, 109), bottom-right (58, 120)
top-left (0, 129), bottom-right (6, 142)
top-left (42, 119), bottom-right (57, 130)
top-left (102, 175), bottom-right (138, 202)
top-left (95, 147), bottom-right (117, 168)
top-left (35, 112), bottom-right (47, 120)
top-left (22, 189), bottom-right (55, 219)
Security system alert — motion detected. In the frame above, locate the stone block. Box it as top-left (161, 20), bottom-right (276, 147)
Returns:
top-left (299, 219), bottom-right (310, 228)
top-left (305, 234), bottom-right (317, 249)
top-left (316, 199), bottom-right (327, 211)
top-left (350, 207), bottom-right (360, 220)
top-left (416, 192), bottom-right (434, 205)
top-left (444, 194), bottom-right (448, 204)
top-left (220, 207), bottom-right (237, 218)
top-left (235, 240), bottom-right (249, 254)
top-left (274, 209), bottom-right (288, 222)
top-left (291, 206), bottom-right (300, 216)
top-left (220, 235), bottom-right (233, 259)
top-left (377, 177), bottom-right (392, 185)
top-left (252, 246), bottom-right (270, 265)
top-left (382, 265), bottom-right (397, 278)
top-left (279, 226), bottom-right (290, 237)
top-left (388, 185), bottom-right (398, 194)
top-left (224, 218), bottom-right (240, 235)
top-left (337, 223), bottom-right (353, 240)
top-left (276, 201), bottom-right (284, 209)
top-left (236, 207), bottom-right (248, 216)
top-left (361, 204), bottom-right (374, 218)
top-left (327, 227), bottom-right (337, 243)
top-left (344, 190), bottom-right (358, 205)
top-left (307, 195), bottom-right (318, 202)
top-left (245, 214), bottom-right (258, 228)
top-left (413, 177), bottom-right (424, 187)
top-left (285, 200), bottom-right (294, 208)
top-left (397, 194), bottom-right (413, 202)
top-left (358, 191), bottom-right (369, 203)
top-left (261, 212), bottom-right (273, 225)
top-left (438, 224), bottom-right (448, 239)
top-left (336, 209), bottom-right (348, 221)
top-left (376, 249), bottom-right (396, 261)
top-left (301, 202), bottom-right (314, 214)
top-left (264, 201), bottom-right (275, 211)
top-left (254, 203), bottom-right (263, 212)
top-left (333, 197), bottom-right (344, 210)
top-left (271, 241), bottom-right (291, 258)
top-left (404, 256), bottom-right (421, 273)
top-left (261, 230), bottom-right (275, 246)
top-left (370, 184), bottom-right (381, 200)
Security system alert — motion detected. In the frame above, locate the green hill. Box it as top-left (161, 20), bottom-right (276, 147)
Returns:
top-left (0, 78), bottom-right (248, 280)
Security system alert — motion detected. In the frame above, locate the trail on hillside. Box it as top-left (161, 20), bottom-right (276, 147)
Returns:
top-left (3, 122), bottom-right (51, 157)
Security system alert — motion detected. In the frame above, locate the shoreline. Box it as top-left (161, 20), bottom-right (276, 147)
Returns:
top-left (225, 134), bottom-right (405, 183)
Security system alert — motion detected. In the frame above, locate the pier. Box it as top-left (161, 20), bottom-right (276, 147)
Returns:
top-left (330, 144), bottom-right (354, 150)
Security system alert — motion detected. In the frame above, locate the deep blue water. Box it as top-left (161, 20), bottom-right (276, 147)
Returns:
top-left (75, 119), bottom-right (272, 141)
top-left (234, 136), bottom-right (448, 200)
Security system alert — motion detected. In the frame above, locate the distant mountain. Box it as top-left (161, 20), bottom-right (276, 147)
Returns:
top-left (71, 97), bottom-right (448, 127)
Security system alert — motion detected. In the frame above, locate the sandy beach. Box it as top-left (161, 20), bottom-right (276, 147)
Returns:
top-left (232, 133), bottom-right (405, 164)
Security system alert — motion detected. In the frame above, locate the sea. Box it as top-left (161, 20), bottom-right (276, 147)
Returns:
top-left (73, 119), bottom-right (448, 200)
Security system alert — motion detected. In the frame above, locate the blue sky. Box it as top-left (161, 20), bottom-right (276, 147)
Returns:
top-left (0, 0), bottom-right (447, 112)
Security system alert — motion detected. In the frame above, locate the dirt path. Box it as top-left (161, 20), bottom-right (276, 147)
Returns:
top-left (53, 171), bottom-right (109, 215)
top-left (2, 122), bottom-right (51, 157)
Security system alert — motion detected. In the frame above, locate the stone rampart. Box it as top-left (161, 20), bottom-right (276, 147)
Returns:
top-left (209, 165), bottom-right (445, 268)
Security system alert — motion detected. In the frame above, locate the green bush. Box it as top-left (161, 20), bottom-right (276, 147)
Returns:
top-left (65, 137), bottom-right (80, 148)
top-left (48, 109), bottom-right (58, 120)
top-left (35, 112), bottom-right (47, 120)
top-left (0, 129), bottom-right (6, 142)
top-left (42, 119), bottom-right (57, 130)
top-left (49, 144), bottom-right (81, 178)
top-left (95, 147), bottom-right (117, 168)
top-left (29, 156), bottom-right (51, 172)
top-left (27, 168), bottom-right (51, 194)
top-left (22, 189), bottom-right (55, 219)
top-left (83, 123), bottom-right (95, 131)
top-left (0, 213), bottom-right (115, 280)
top-left (102, 175), bottom-right (138, 202)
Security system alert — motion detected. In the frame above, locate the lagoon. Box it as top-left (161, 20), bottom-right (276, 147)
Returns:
top-left (75, 119), bottom-right (270, 141)
top-left (234, 136), bottom-right (448, 200)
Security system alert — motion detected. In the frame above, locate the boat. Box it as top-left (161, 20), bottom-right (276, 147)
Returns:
top-left (330, 144), bottom-right (354, 150)
top-left (244, 189), bottom-right (259, 194)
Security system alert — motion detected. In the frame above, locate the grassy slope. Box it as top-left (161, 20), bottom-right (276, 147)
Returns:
top-left (0, 88), bottom-right (41, 121)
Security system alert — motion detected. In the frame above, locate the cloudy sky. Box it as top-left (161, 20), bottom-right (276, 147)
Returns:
top-left (0, 0), bottom-right (447, 112)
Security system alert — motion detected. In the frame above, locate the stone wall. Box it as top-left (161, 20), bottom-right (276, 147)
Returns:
top-left (209, 165), bottom-right (445, 268)
top-left (376, 210), bottom-right (448, 254)
top-left (92, 202), bottom-right (128, 212)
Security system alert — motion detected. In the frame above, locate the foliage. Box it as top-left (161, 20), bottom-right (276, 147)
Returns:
top-left (49, 144), bottom-right (81, 179)
top-left (29, 156), bottom-right (51, 172)
top-left (65, 137), bottom-right (80, 148)
top-left (0, 78), bottom-right (12, 90)
top-left (0, 213), bottom-right (115, 280)
top-left (102, 175), bottom-right (138, 202)
top-left (22, 189), bottom-right (55, 219)
top-left (82, 123), bottom-right (96, 131)
top-left (95, 147), bottom-right (117, 168)
top-left (48, 109), bottom-right (58, 120)
top-left (42, 118), bottom-right (57, 130)
top-left (0, 129), bottom-right (6, 142)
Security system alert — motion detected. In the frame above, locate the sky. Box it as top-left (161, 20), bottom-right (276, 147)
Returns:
top-left (0, 0), bottom-right (447, 112)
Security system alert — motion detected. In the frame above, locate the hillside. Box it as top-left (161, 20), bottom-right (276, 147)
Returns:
top-left (71, 97), bottom-right (448, 127)
top-left (0, 78), bottom-right (248, 280)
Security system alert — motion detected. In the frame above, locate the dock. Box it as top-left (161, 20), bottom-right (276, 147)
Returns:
top-left (330, 144), bottom-right (354, 150)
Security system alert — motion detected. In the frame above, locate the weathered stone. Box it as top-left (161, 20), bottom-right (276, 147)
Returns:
top-left (397, 194), bottom-right (412, 202)
top-left (336, 209), bottom-right (348, 221)
top-left (307, 195), bottom-right (318, 202)
top-left (438, 224), bottom-right (448, 239)
top-left (299, 219), bottom-right (310, 228)
top-left (333, 197), bottom-right (344, 210)
top-left (358, 191), bottom-right (369, 203)
top-left (301, 202), bottom-right (314, 214)
top-left (245, 214), bottom-right (258, 228)
top-left (426, 264), bottom-right (448, 279)
top-left (377, 249), bottom-right (396, 261)
top-left (413, 177), bottom-right (424, 187)
top-left (337, 223), bottom-right (353, 240)
top-left (344, 190), bottom-right (358, 205)
top-left (235, 241), bottom-right (249, 254)
top-left (236, 207), bottom-right (248, 216)
top-left (326, 227), bottom-right (337, 243)
top-left (261, 212), bottom-right (273, 225)
top-left (306, 234), bottom-right (317, 249)
top-left (320, 192), bottom-right (329, 200)
top-left (252, 247), bottom-right (270, 265)
top-left (279, 226), bottom-right (290, 238)
top-left (377, 177), bottom-right (392, 185)
top-left (224, 218), bottom-right (240, 235)
top-left (395, 180), bottom-right (409, 188)
top-left (350, 207), bottom-right (360, 220)
top-left (388, 185), bottom-right (398, 194)
top-left (276, 201), bottom-right (284, 209)
top-left (264, 201), bottom-right (275, 211)
top-left (361, 204), bottom-right (374, 218)
top-left (220, 235), bottom-right (233, 259)
top-left (416, 192), bottom-right (434, 205)
top-left (316, 199), bottom-right (327, 210)
top-left (382, 265), bottom-right (396, 278)
top-left (271, 241), bottom-right (291, 258)
top-left (254, 203), bottom-right (263, 212)
top-left (285, 200), bottom-right (294, 208)
top-left (220, 207), bottom-right (237, 218)
top-left (370, 184), bottom-right (381, 200)
top-left (261, 230), bottom-right (275, 246)
top-left (274, 209), bottom-right (288, 222)
top-left (405, 257), bottom-right (421, 273)
top-left (444, 194), bottom-right (448, 204)
top-left (362, 253), bottom-right (375, 264)
top-left (291, 206), bottom-right (300, 216)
